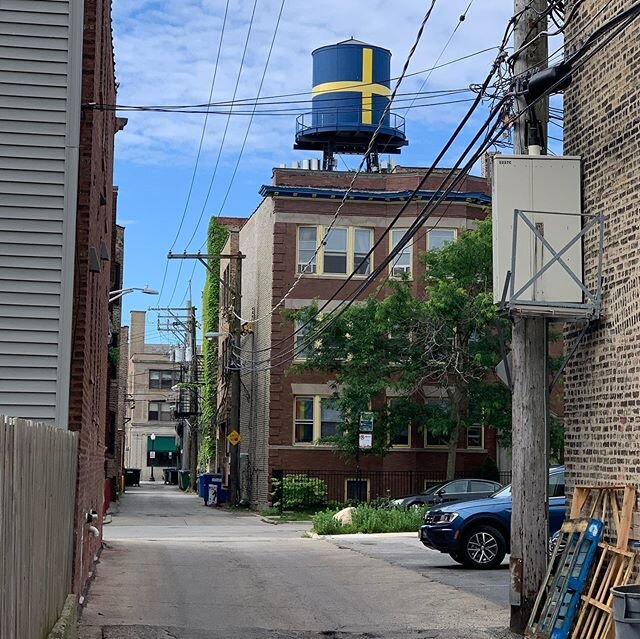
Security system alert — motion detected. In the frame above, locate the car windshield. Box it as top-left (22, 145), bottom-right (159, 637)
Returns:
top-left (491, 484), bottom-right (512, 498)
top-left (421, 482), bottom-right (446, 496)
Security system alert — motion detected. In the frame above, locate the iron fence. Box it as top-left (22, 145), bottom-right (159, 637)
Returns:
top-left (271, 468), bottom-right (512, 511)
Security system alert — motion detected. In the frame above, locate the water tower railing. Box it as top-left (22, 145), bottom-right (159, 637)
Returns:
top-left (295, 110), bottom-right (406, 137)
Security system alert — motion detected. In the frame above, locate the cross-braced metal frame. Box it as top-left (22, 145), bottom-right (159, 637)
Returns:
top-left (507, 208), bottom-right (605, 320)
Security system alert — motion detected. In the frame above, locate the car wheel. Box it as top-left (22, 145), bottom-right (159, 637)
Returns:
top-left (461, 525), bottom-right (506, 569)
top-left (449, 552), bottom-right (465, 565)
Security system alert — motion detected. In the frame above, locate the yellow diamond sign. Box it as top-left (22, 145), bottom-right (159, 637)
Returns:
top-left (227, 430), bottom-right (241, 446)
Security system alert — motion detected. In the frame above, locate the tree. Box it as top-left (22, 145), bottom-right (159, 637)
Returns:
top-left (292, 218), bottom-right (511, 477)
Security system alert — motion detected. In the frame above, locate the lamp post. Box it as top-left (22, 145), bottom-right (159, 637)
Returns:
top-left (109, 285), bottom-right (159, 304)
top-left (150, 432), bottom-right (156, 482)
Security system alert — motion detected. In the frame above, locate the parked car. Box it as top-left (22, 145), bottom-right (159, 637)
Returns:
top-left (392, 479), bottom-right (502, 508)
top-left (418, 466), bottom-right (566, 569)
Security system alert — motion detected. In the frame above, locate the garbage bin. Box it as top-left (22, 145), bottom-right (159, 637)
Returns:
top-left (124, 468), bottom-right (141, 487)
top-left (178, 469), bottom-right (191, 491)
top-left (163, 467), bottom-right (179, 485)
top-left (197, 473), bottom-right (223, 503)
top-left (205, 479), bottom-right (226, 506)
top-left (612, 585), bottom-right (640, 639)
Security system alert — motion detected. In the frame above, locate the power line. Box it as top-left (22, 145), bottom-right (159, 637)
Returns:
top-left (155, 0), bottom-right (231, 308)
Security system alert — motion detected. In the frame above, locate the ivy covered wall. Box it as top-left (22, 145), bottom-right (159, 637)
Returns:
top-left (199, 218), bottom-right (229, 468)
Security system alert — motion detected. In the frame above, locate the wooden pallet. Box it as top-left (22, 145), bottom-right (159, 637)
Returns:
top-left (569, 485), bottom-right (637, 639)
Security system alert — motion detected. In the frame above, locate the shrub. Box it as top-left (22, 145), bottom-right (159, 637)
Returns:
top-left (272, 474), bottom-right (327, 510)
top-left (312, 504), bottom-right (426, 535)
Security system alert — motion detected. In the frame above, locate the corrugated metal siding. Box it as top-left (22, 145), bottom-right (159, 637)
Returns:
top-left (0, 0), bottom-right (82, 423)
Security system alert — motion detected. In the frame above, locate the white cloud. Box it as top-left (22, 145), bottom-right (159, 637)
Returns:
top-left (112, 1), bottom-right (514, 166)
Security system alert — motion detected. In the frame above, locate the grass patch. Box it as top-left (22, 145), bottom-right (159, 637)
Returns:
top-left (312, 504), bottom-right (426, 535)
top-left (260, 506), bottom-right (316, 522)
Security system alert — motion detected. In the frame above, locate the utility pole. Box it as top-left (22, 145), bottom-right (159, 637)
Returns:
top-left (510, 0), bottom-right (549, 633)
top-left (228, 254), bottom-right (242, 505)
top-left (167, 251), bottom-right (245, 505)
top-left (188, 301), bottom-right (199, 492)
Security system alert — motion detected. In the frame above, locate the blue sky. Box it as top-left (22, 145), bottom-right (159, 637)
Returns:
top-left (111, 1), bottom-right (562, 344)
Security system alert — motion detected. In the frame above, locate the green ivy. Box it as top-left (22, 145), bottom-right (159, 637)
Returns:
top-left (199, 218), bottom-right (229, 470)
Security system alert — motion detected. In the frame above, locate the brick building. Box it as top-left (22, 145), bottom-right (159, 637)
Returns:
top-left (0, 0), bottom-right (124, 597)
top-left (68, 0), bottom-right (125, 596)
top-left (125, 311), bottom-right (182, 478)
top-left (563, 1), bottom-right (640, 504)
top-left (217, 166), bottom-right (499, 509)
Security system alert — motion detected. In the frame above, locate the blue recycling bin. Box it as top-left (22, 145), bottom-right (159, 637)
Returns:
top-left (197, 473), bottom-right (223, 502)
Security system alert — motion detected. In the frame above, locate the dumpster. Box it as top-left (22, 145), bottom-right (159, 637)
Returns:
top-left (205, 479), bottom-right (226, 506)
top-left (124, 468), bottom-right (141, 487)
top-left (163, 467), bottom-right (179, 485)
top-left (178, 469), bottom-right (191, 491)
top-left (612, 585), bottom-right (640, 639)
top-left (197, 473), bottom-right (223, 502)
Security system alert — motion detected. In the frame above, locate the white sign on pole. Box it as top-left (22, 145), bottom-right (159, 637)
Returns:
top-left (149, 451), bottom-right (156, 459)
top-left (359, 433), bottom-right (372, 449)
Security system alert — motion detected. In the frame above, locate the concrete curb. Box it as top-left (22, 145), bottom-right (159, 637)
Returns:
top-left (47, 595), bottom-right (77, 639)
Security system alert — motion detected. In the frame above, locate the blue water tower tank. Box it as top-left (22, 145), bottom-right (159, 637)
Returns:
top-left (295, 38), bottom-right (408, 170)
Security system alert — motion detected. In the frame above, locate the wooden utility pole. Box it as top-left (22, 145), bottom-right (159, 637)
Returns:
top-left (188, 301), bottom-right (199, 492)
top-left (510, 0), bottom-right (549, 633)
top-left (228, 253), bottom-right (243, 505)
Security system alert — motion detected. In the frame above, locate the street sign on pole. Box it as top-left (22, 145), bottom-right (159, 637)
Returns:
top-left (359, 411), bottom-right (374, 432)
top-left (227, 430), bottom-right (242, 446)
top-left (149, 451), bottom-right (156, 459)
top-left (359, 433), bottom-right (372, 449)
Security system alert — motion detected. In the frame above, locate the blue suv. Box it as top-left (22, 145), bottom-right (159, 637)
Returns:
top-left (419, 466), bottom-right (565, 569)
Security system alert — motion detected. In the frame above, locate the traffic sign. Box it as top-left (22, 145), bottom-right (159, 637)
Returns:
top-left (359, 411), bottom-right (374, 432)
top-left (359, 433), bottom-right (372, 449)
top-left (149, 451), bottom-right (156, 459)
top-left (227, 430), bottom-right (242, 446)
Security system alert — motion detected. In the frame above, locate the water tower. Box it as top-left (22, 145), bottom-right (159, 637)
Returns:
top-left (294, 38), bottom-right (408, 171)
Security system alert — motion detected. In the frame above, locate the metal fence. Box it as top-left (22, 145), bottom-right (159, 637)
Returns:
top-left (272, 469), bottom-right (512, 511)
top-left (0, 416), bottom-right (78, 639)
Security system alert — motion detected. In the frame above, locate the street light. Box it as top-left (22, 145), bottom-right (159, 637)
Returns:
top-left (109, 285), bottom-right (158, 304)
top-left (149, 432), bottom-right (156, 482)
top-left (204, 331), bottom-right (225, 340)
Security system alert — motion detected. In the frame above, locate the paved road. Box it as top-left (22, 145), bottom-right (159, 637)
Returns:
top-left (79, 484), bottom-right (513, 639)
top-left (324, 533), bottom-right (509, 606)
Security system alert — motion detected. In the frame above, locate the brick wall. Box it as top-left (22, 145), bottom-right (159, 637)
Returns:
top-left (68, 0), bottom-right (118, 596)
top-left (563, 0), bottom-right (640, 510)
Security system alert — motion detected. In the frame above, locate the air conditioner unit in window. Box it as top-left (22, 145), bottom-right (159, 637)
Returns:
top-left (392, 265), bottom-right (411, 277)
top-left (298, 263), bottom-right (316, 274)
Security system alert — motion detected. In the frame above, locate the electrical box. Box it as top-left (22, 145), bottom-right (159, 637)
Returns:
top-left (492, 155), bottom-right (583, 313)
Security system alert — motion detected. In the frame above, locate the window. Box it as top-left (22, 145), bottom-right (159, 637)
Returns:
top-left (390, 229), bottom-right (412, 278)
top-left (294, 397), bottom-right (314, 443)
top-left (149, 369), bottom-right (178, 389)
top-left (320, 398), bottom-right (340, 438)
top-left (297, 226), bottom-right (317, 273)
top-left (296, 225), bottom-right (373, 277)
top-left (466, 424), bottom-right (484, 449)
top-left (294, 320), bottom-right (314, 360)
top-left (425, 398), bottom-right (450, 447)
top-left (148, 401), bottom-right (173, 422)
top-left (388, 398), bottom-right (410, 447)
top-left (354, 228), bottom-right (372, 275)
top-left (346, 478), bottom-right (370, 503)
top-left (441, 480), bottom-right (468, 494)
top-left (470, 480), bottom-right (498, 492)
top-left (294, 396), bottom-right (343, 444)
top-left (323, 228), bottom-right (348, 274)
top-left (549, 471), bottom-right (565, 497)
top-left (428, 228), bottom-right (456, 250)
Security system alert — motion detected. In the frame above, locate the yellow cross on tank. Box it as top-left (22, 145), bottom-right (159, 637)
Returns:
top-left (311, 47), bottom-right (389, 125)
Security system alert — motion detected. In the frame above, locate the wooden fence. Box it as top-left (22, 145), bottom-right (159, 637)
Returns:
top-left (0, 416), bottom-right (78, 639)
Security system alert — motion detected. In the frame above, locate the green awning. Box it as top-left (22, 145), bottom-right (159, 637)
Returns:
top-left (147, 435), bottom-right (178, 452)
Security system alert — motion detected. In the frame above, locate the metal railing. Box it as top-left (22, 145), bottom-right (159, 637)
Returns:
top-left (271, 469), bottom-right (512, 511)
top-left (295, 110), bottom-right (407, 137)
top-left (0, 416), bottom-right (78, 639)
